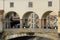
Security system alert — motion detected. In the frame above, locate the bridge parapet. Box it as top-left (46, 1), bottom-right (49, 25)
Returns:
top-left (4, 28), bottom-right (57, 33)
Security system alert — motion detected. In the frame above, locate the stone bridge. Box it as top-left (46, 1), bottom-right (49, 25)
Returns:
top-left (2, 28), bottom-right (58, 40)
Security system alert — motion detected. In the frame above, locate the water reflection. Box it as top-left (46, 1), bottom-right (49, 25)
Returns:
top-left (9, 36), bottom-right (53, 40)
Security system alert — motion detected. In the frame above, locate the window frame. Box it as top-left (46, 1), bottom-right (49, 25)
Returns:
top-left (28, 2), bottom-right (33, 7)
top-left (10, 2), bottom-right (14, 7)
top-left (48, 1), bottom-right (52, 7)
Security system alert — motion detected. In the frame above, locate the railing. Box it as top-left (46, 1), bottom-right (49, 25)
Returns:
top-left (4, 28), bottom-right (57, 34)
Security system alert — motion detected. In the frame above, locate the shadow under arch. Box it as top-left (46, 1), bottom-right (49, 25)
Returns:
top-left (5, 33), bottom-right (57, 40)
top-left (41, 11), bottom-right (53, 19)
top-left (41, 11), bottom-right (58, 29)
top-left (4, 11), bottom-right (20, 28)
top-left (5, 11), bottom-right (20, 18)
top-left (8, 35), bottom-right (53, 40)
top-left (22, 11), bottom-right (39, 28)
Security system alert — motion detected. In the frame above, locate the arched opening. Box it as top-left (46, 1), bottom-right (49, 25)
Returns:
top-left (41, 11), bottom-right (58, 29)
top-left (22, 11), bottom-right (39, 28)
top-left (5, 11), bottom-right (20, 28)
top-left (8, 36), bottom-right (53, 40)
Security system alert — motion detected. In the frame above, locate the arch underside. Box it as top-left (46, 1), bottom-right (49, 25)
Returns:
top-left (5, 33), bottom-right (58, 40)
top-left (42, 11), bottom-right (53, 19)
top-left (9, 36), bottom-right (53, 40)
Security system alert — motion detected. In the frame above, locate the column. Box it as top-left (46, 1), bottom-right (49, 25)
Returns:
top-left (20, 19), bottom-right (22, 28)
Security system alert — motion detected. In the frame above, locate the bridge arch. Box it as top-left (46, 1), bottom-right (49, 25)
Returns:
top-left (4, 11), bottom-right (20, 29)
top-left (5, 34), bottom-right (57, 40)
top-left (22, 11), bottom-right (39, 28)
top-left (41, 11), bottom-right (58, 29)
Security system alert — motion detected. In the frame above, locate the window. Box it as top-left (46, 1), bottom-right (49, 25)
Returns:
top-left (28, 2), bottom-right (33, 7)
top-left (48, 1), bottom-right (52, 7)
top-left (10, 2), bottom-right (14, 7)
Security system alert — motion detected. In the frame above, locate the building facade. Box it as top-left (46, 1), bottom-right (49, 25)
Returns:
top-left (3, 0), bottom-right (59, 29)
top-left (0, 0), bottom-right (60, 40)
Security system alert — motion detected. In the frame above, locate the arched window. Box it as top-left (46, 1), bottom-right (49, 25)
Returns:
top-left (22, 11), bottom-right (39, 28)
top-left (41, 11), bottom-right (58, 29)
top-left (5, 11), bottom-right (20, 28)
